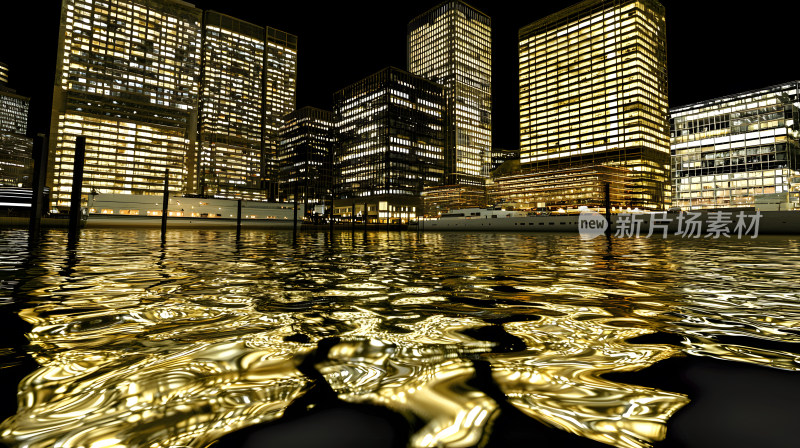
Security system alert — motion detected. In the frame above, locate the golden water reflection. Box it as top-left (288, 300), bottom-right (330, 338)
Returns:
top-left (0, 230), bottom-right (799, 447)
top-left (488, 305), bottom-right (687, 448)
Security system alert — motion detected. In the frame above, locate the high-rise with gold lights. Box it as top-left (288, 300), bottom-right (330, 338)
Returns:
top-left (517, 0), bottom-right (670, 210)
top-left (0, 62), bottom-right (33, 188)
top-left (261, 28), bottom-right (298, 200)
top-left (198, 12), bottom-right (297, 200)
top-left (49, 0), bottom-right (203, 210)
top-left (48, 0), bottom-right (296, 209)
top-left (408, 1), bottom-right (491, 188)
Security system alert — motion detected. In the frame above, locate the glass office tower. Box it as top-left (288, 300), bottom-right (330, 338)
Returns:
top-left (198, 12), bottom-right (297, 201)
top-left (333, 67), bottom-right (445, 221)
top-left (518, 0), bottom-right (670, 210)
top-left (0, 63), bottom-right (33, 187)
top-left (48, 1), bottom-right (296, 208)
top-left (408, 0), bottom-right (491, 186)
top-left (670, 81), bottom-right (800, 210)
top-left (262, 28), bottom-right (298, 200)
top-left (278, 106), bottom-right (334, 213)
top-left (49, 0), bottom-right (203, 209)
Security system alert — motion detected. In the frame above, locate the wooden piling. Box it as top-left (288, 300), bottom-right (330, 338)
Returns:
top-left (68, 136), bottom-right (86, 244)
top-left (236, 198), bottom-right (242, 236)
top-left (293, 183), bottom-right (299, 236)
top-left (604, 181), bottom-right (612, 236)
top-left (161, 169), bottom-right (169, 238)
top-left (329, 195), bottom-right (334, 233)
top-left (28, 135), bottom-right (47, 243)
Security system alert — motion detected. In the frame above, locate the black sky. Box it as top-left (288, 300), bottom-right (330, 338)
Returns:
top-left (1, 0), bottom-right (798, 150)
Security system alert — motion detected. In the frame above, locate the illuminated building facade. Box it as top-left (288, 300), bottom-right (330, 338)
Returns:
top-left (489, 165), bottom-right (630, 211)
top-left (49, 0), bottom-right (296, 209)
top-left (198, 12), bottom-right (297, 200)
top-left (408, 1), bottom-right (492, 187)
top-left (421, 185), bottom-right (486, 216)
top-left (518, 0), bottom-right (670, 210)
top-left (333, 67), bottom-right (445, 222)
top-left (262, 28), bottom-right (298, 200)
top-left (670, 81), bottom-right (800, 210)
top-left (0, 62), bottom-right (33, 187)
top-left (49, 0), bottom-right (203, 209)
top-left (278, 106), bottom-right (334, 214)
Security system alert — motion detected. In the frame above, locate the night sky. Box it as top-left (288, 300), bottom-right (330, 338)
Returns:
top-left (1, 0), bottom-right (798, 150)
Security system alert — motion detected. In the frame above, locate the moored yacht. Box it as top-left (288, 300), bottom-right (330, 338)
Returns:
top-left (413, 206), bottom-right (800, 235)
top-left (85, 193), bottom-right (302, 229)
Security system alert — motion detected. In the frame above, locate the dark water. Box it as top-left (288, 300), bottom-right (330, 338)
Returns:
top-left (0, 229), bottom-right (799, 448)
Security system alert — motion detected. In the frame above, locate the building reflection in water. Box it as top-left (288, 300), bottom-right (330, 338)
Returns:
top-left (0, 229), bottom-right (799, 448)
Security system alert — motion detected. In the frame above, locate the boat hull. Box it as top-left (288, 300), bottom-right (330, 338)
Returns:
top-left (86, 215), bottom-right (296, 229)
top-left (415, 210), bottom-right (800, 235)
top-left (85, 194), bottom-right (301, 229)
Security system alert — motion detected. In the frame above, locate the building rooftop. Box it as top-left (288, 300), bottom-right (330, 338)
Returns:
top-left (519, 0), bottom-right (664, 37)
top-left (408, 0), bottom-right (490, 30)
top-left (670, 80), bottom-right (800, 114)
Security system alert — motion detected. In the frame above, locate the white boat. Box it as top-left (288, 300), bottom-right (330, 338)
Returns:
top-left (416, 208), bottom-right (582, 232)
top-left (86, 193), bottom-right (302, 229)
top-left (413, 207), bottom-right (800, 235)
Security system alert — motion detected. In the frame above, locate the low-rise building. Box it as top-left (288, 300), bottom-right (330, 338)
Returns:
top-left (670, 81), bottom-right (800, 210)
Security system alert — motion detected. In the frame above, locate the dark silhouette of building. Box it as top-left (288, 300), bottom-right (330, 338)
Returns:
top-left (278, 106), bottom-right (334, 218)
top-left (0, 62), bottom-right (33, 188)
top-left (332, 67), bottom-right (445, 223)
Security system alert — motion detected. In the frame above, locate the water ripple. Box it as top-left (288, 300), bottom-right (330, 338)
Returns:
top-left (0, 229), bottom-right (798, 447)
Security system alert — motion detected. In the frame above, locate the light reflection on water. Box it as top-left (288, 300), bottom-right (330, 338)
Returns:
top-left (0, 229), bottom-right (799, 447)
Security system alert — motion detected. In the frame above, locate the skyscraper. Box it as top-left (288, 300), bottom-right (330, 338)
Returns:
top-left (49, 0), bottom-right (203, 210)
top-left (518, 0), bottom-right (670, 210)
top-left (48, 0), bottom-right (296, 209)
top-left (408, 1), bottom-right (491, 187)
top-left (198, 11), bottom-right (297, 200)
top-left (278, 106), bottom-right (334, 214)
top-left (0, 62), bottom-right (33, 188)
top-left (670, 81), bottom-right (800, 210)
top-left (333, 67), bottom-right (445, 222)
top-left (262, 28), bottom-right (298, 200)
